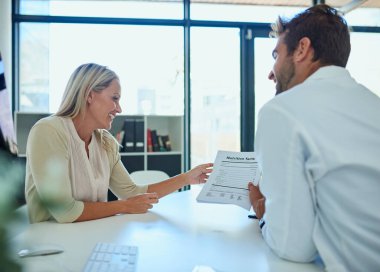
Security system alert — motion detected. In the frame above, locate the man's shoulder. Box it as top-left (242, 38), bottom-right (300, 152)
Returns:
top-left (259, 84), bottom-right (315, 124)
top-left (262, 90), bottom-right (299, 110)
top-left (264, 73), bottom-right (323, 108)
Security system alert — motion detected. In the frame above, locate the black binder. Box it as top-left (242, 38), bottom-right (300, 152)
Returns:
top-left (134, 119), bottom-right (144, 152)
top-left (122, 118), bottom-right (135, 152)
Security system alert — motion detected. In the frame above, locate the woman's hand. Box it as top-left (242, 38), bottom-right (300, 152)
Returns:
top-left (120, 193), bottom-right (159, 214)
top-left (248, 182), bottom-right (265, 219)
top-left (146, 163), bottom-right (213, 199)
top-left (183, 163), bottom-right (213, 185)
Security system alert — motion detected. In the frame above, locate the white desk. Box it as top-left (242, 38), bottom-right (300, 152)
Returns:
top-left (11, 186), bottom-right (324, 272)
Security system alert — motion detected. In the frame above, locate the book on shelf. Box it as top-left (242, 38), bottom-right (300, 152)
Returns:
top-left (147, 130), bottom-right (172, 152)
top-left (150, 130), bottom-right (159, 152)
top-left (147, 128), bottom-right (153, 152)
top-left (157, 136), bottom-right (166, 152)
top-left (161, 135), bottom-right (171, 151)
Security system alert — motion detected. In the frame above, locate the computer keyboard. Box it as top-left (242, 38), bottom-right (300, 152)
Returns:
top-left (83, 242), bottom-right (138, 272)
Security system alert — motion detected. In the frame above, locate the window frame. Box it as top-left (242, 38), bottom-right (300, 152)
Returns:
top-left (12, 0), bottom-right (380, 170)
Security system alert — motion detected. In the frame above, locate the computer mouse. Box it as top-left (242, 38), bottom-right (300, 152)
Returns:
top-left (18, 244), bottom-right (64, 257)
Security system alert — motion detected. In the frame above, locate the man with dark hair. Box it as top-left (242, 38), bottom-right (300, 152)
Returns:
top-left (249, 4), bottom-right (380, 271)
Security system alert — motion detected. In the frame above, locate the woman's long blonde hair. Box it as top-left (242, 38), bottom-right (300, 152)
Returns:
top-left (56, 63), bottom-right (119, 151)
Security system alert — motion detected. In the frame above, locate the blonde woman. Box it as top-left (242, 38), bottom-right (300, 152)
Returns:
top-left (25, 63), bottom-right (212, 223)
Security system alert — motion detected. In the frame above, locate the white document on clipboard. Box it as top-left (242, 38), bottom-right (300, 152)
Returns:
top-left (196, 150), bottom-right (261, 210)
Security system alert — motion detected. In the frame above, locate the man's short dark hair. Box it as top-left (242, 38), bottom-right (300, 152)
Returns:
top-left (270, 4), bottom-right (351, 67)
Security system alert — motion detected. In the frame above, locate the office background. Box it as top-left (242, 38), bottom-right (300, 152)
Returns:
top-left (1, 0), bottom-right (380, 173)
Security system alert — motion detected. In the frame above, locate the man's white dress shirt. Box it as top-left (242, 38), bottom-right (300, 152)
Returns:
top-left (255, 66), bottom-right (380, 272)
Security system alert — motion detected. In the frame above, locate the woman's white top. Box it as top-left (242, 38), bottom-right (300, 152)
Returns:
top-left (25, 116), bottom-right (147, 223)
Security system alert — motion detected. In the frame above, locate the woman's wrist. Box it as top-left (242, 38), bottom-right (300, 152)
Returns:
top-left (176, 173), bottom-right (189, 188)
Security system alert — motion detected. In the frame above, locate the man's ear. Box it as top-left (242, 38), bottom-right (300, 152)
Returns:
top-left (294, 37), bottom-right (312, 62)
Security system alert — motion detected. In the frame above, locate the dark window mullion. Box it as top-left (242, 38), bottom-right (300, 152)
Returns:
top-left (240, 27), bottom-right (255, 152)
top-left (183, 0), bottom-right (191, 172)
top-left (12, 0), bottom-right (20, 113)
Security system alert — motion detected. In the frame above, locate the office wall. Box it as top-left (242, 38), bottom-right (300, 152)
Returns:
top-left (0, 0), bottom-right (12, 94)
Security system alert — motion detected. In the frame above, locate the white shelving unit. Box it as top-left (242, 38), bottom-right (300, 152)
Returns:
top-left (14, 112), bottom-right (184, 177)
top-left (110, 114), bottom-right (184, 176)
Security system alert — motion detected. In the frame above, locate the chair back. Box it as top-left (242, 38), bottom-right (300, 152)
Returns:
top-left (130, 170), bottom-right (170, 185)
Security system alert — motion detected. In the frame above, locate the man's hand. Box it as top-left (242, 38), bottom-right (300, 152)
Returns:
top-left (248, 182), bottom-right (266, 219)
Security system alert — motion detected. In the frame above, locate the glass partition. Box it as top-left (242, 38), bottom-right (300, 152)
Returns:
top-left (19, 23), bottom-right (184, 115)
top-left (190, 27), bottom-right (240, 166)
top-left (19, 0), bottom-right (183, 19)
top-left (254, 37), bottom-right (276, 133)
top-left (348, 32), bottom-right (380, 97)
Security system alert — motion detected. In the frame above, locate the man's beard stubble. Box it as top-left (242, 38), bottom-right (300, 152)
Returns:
top-left (275, 59), bottom-right (296, 96)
